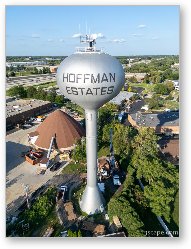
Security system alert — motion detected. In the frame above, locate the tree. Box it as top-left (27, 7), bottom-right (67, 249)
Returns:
top-left (143, 74), bottom-right (150, 84)
top-left (7, 85), bottom-right (27, 98)
top-left (35, 89), bottom-right (47, 100)
top-left (108, 195), bottom-right (145, 237)
top-left (128, 86), bottom-right (133, 92)
top-left (20, 188), bottom-right (56, 230)
top-left (165, 81), bottom-right (175, 92)
top-left (131, 127), bottom-right (179, 221)
top-left (55, 95), bottom-right (64, 104)
top-left (131, 128), bottom-right (159, 183)
top-left (33, 67), bottom-right (39, 75)
top-left (10, 71), bottom-right (16, 77)
top-left (154, 84), bottom-right (169, 95)
top-left (128, 76), bottom-right (137, 83)
top-left (142, 162), bottom-right (177, 214)
top-left (46, 92), bottom-right (56, 103)
top-left (26, 86), bottom-right (37, 98)
top-left (147, 94), bottom-right (164, 110)
top-left (129, 94), bottom-right (141, 102)
top-left (67, 229), bottom-right (82, 237)
top-left (113, 124), bottom-right (136, 157)
top-left (97, 104), bottom-right (118, 147)
top-left (72, 137), bottom-right (86, 163)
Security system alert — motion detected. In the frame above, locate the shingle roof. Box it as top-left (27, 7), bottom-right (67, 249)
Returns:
top-left (34, 109), bottom-right (85, 150)
top-left (130, 112), bottom-right (179, 127)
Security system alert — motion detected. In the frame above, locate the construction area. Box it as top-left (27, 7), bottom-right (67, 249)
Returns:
top-left (6, 108), bottom-right (85, 217)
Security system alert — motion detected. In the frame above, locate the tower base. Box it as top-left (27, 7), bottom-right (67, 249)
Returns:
top-left (80, 185), bottom-right (105, 215)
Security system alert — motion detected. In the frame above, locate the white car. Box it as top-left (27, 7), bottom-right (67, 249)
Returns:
top-left (113, 175), bottom-right (121, 186)
top-left (60, 185), bottom-right (68, 192)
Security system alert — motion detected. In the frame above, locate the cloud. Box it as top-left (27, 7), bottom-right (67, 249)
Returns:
top-left (151, 36), bottom-right (159, 40)
top-left (47, 39), bottom-right (53, 42)
top-left (112, 38), bottom-right (126, 43)
top-left (59, 39), bottom-right (64, 42)
top-left (131, 33), bottom-right (143, 37)
top-left (72, 33), bottom-right (82, 38)
top-left (31, 34), bottom-right (40, 38)
top-left (90, 33), bottom-right (105, 39)
top-left (138, 24), bottom-right (146, 28)
top-left (72, 32), bottom-right (105, 39)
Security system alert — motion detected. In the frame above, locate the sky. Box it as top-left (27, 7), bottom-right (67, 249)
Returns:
top-left (6, 5), bottom-right (179, 56)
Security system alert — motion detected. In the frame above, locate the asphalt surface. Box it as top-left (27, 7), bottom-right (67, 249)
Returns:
top-left (6, 73), bottom-right (56, 89)
top-left (6, 124), bottom-right (70, 217)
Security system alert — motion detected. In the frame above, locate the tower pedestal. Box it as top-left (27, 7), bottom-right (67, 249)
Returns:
top-left (80, 185), bottom-right (105, 215)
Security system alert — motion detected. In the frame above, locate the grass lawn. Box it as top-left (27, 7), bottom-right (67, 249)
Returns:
top-left (62, 161), bottom-right (86, 174)
top-left (129, 82), bottom-right (155, 94)
top-left (35, 81), bottom-right (56, 89)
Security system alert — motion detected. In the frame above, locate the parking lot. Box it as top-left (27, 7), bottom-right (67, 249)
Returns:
top-left (6, 73), bottom-right (56, 89)
top-left (6, 125), bottom-right (69, 216)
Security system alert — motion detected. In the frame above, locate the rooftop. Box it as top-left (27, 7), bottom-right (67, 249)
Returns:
top-left (158, 138), bottom-right (179, 158)
top-left (32, 109), bottom-right (85, 150)
top-left (109, 91), bottom-right (134, 105)
top-left (130, 111), bottom-right (179, 127)
top-left (6, 99), bottom-right (51, 118)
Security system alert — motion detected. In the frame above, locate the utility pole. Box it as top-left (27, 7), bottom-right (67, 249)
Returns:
top-left (22, 184), bottom-right (30, 209)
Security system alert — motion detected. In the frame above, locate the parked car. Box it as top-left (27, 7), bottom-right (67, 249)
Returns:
top-left (50, 162), bottom-right (61, 171)
top-left (113, 175), bottom-right (121, 186)
top-left (60, 185), bottom-right (68, 192)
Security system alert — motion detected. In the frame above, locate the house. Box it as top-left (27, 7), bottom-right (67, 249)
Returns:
top-left (128, 112), bottom-right (179, 135)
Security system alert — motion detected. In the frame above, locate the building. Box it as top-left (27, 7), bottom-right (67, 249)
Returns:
top-left (158, 137), bottom-right (179, 165)
top-left (109, 91), bottom-right (134, 106)
top-left (6, 99), bottom-right (52, 130)
top-left (128, 112), bottom-right (179, 135)
top-left (28, 109), bottom-right (85, 152)
top-left (125, 72), bottom-right (146, 82)
top-left (6, 61), bottom-right (47, 67)
top-left (49, 66), bottom-right (58, 73)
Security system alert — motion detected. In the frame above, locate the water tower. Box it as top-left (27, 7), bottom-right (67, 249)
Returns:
top-left (57, 34), bottom-right (125, 214)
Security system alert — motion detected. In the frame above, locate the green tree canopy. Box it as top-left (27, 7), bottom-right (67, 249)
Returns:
top-left (26, 86), bottom-right (37, 98)
top-left (108, 195), bottom-right (145, 237)
top-left (71, 137), bottom-right (86, 163)
top-left (131, 127), bottom-right (179, 221)
top-left (7, 85), bottom-right (27, 98)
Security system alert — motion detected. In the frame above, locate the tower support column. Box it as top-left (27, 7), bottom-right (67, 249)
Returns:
top-left (80, 109), bottom-right (105, 214)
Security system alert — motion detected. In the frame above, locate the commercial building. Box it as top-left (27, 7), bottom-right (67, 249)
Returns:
top-left (6, 99), bottom-right (53, 129)
top-left (128, 111), bottom-right (179, 135)
top-left (6, 61), bottom-right (47, 67)
top-left (28, 109), bottom-right (85, 152)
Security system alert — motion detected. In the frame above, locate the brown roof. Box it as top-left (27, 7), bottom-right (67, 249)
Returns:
top-left (34, 110), bottom-right (85, 150)
top-left (93, 224), bottom-right (105, 235)
top-left (158, 138), bottom-right (179, 158)
top-left (64, 202), bottom-right (77, 221)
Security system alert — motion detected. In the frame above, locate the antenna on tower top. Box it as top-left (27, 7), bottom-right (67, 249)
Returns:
top-left (77, 33), bottom-right (102, 53)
